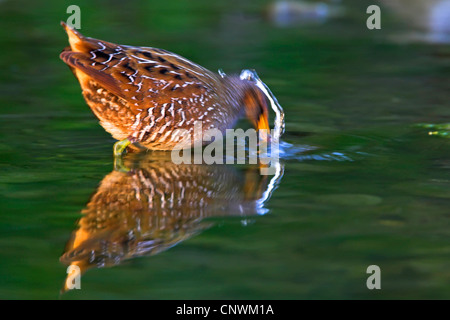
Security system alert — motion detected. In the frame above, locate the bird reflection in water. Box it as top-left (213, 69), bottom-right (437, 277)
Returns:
top-left (60, 152), bottom-right (283, 292)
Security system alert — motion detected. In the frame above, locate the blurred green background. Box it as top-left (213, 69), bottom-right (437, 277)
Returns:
top-left (0, 0), bottom-right (449, 299)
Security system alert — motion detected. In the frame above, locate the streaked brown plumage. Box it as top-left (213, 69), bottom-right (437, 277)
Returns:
top-left (60, 22), bottom-right (270, 152)
top-left (60, 152), bottom-right (282, 292)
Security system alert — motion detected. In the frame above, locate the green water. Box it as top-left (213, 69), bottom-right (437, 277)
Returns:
top-left (0, 0), bottom-right (449, 299)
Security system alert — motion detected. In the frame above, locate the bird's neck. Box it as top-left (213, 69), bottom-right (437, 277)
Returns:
top-left (220, 75), bottom-right (255, 118)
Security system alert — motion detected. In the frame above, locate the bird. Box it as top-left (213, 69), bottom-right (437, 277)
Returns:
top-left (60, 22), bottom-right (272, 156)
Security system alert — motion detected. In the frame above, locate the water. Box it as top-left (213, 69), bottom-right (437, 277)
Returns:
top-left (0, 0), bottom-right (449, 299)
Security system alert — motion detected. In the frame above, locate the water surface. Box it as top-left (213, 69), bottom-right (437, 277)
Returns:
top-left (0, 0), bottom-right (449, 299)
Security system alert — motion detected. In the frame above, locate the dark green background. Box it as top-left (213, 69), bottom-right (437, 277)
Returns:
top-left (0, 0), bottom-right (449, 299)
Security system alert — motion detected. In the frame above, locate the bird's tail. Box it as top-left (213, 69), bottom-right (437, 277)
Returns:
top-left (60, 21), bottom-right (88, 53)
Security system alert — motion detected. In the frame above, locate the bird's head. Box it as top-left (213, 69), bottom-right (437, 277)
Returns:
top-left (240, 70), bottom-right (270, 135)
